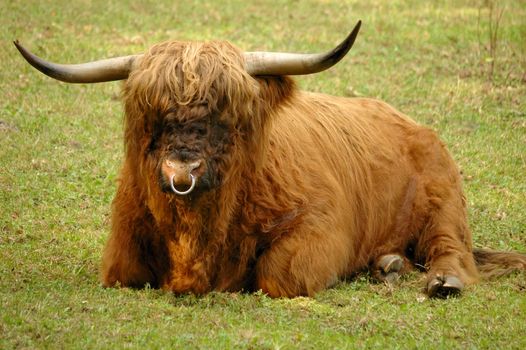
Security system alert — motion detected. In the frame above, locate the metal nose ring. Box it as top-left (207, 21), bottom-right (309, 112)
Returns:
top-left (170, 173), bottom-right (197, 195)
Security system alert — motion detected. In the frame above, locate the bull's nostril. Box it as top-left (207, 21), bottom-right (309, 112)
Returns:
top-left (189, 160), bottom-right (202, 172)
top-left (170, 173), bottom-right (197, 195)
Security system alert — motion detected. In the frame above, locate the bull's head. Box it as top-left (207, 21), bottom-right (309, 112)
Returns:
top-left (14, 22), bottom-right (361, 197)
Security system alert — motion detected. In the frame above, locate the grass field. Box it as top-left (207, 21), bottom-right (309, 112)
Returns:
top-left (1, 0), bottom-right (525, 348)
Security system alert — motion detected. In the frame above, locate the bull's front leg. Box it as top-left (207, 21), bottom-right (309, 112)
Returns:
top-left (161, 236), bottom-right (215, 295)
top-left (101, 180), bottom-right (169, 289)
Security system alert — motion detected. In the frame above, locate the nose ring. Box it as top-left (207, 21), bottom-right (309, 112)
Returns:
top-left (170, 173), bottom-right (196, 195)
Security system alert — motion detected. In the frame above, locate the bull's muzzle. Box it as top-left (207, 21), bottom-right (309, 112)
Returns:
top-left (162, 159), bottom-right (202, 196)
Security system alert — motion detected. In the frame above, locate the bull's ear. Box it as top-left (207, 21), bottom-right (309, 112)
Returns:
top-left (255, 76), bottom-right (297, 110)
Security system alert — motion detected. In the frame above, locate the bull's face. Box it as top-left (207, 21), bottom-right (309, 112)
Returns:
top-left (148, 104), bottom-right (232, 196)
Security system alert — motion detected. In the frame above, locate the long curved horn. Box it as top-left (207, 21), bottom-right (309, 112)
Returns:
top-left (244, 20), bottom-right (361, 76)
top-left (15, 20), bottom-right (361, 82)
top-left (13, 40), bottom-right (140, 83)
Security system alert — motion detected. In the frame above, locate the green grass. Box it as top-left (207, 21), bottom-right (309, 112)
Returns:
top-left (1, 0), bottom-right (525, 348)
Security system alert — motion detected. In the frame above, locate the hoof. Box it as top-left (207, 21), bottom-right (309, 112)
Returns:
top-left (374, 254), bottom-right (404, 284)
top-left (378, 254), bottom-right (404, 273)
top-left (427, 275), bottom-right (464, 298)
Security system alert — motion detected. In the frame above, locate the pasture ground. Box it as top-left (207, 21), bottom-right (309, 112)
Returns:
top-left (1, 0), bottom-right (525, 348)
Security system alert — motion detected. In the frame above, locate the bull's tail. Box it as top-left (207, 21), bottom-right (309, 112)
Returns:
top-left (473, 248), bottom-right (526, 278)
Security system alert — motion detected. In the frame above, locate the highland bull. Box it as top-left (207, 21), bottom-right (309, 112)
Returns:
top-left (15, 21), bottom-right (525, 298)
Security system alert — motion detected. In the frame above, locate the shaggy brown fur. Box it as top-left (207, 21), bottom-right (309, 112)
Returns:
top-left (100, 40), bottom-right (526, 297)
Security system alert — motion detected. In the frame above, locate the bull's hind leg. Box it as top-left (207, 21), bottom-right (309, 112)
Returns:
top-left (255, 220), bottom-right (352, 297)
top-left (416, 186), bottom-right (479, 298)
top-left (405, 129), bottom-right (480, 297)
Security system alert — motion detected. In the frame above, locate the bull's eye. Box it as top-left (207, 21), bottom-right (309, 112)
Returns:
top-left (148, 121), bottom-right (163, 153)
top-left (174, 123), bottom-right (184, 132)
top-left (191, 125), bottom-right (207, 136)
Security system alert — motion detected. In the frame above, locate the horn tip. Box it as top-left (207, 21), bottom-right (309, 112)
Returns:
top-left (13, 40), bottom-right (28, 57)
top-left (351, 20), bottom-right (362, 36)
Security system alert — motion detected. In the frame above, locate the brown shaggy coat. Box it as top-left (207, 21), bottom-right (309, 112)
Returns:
top-left (101, 40), bottom-right (525, 297)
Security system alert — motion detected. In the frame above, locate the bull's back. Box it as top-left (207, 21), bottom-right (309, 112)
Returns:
top-left (269, 92), bottom-right (419, 200)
